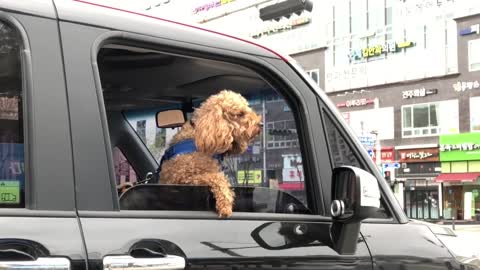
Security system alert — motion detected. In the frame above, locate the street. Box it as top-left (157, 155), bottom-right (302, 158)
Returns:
top-left (439, 225), bottom-right (480, 263)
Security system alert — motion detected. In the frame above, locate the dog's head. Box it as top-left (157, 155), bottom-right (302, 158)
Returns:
top-left (192, 90), bottom-right (262, 155)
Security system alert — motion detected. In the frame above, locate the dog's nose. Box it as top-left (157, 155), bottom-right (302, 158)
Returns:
top-left (259, 122), bottom-right (264, 127)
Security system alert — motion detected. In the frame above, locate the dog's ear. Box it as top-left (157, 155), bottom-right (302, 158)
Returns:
top-left (194, 107), bottom-right (234, 155)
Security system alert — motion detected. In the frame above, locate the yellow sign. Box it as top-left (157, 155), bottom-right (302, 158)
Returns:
top-left (350, 41), bottom-right (415, 61)
top-left (237, 170), bottom-right (262, 185)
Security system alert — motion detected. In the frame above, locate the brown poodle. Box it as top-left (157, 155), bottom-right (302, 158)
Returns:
top-left (159, 90), bottom-right (262, 217)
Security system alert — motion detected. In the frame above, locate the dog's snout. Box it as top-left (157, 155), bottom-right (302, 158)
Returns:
top-left (259, 122), bottom-right (264, 127)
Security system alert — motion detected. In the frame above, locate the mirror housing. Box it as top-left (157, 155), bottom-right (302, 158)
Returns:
top-left (156, 109), bottom-right (185, 128)
top-left (330, 166), bottom-right (381, 255)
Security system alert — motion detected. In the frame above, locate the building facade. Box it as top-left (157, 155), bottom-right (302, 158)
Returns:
top-left (327, 0), bottom-right (480, 221)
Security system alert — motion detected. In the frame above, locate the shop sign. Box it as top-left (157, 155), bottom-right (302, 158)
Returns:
top-left (452, 80), bottom-right (480, 92)
top-left (237, 170), bottom-right (262, 184)
top-left (402, 88), bottom-right (438, 99)
top-left (193, 0), bottom-right (236, 14)
top-left (349, 41), bottom-right (415, 61)
top-left (251, 17), bottom-right (311, 39)
top-left (439, 133), bottom-right (480, 162)
top-left (282, 167), bottom-right (304, 182)
top-left (371, 148), bottom-right (395, 164)
top-left (398, 148), bottom-right (439, 163)
top-left (459, 24), bottom-right (480, 36)
top-left (0, 96), bottom-right (19, 120)
top-left (336, 98), bottom-right (375, 108)
top-left (326, 64), bottom-right (367, 83)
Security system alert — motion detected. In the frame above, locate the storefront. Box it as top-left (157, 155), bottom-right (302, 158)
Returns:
top-left (436, 133), bottom-right (480, 221)
top-left (396, 146), bottom-right (441, 220)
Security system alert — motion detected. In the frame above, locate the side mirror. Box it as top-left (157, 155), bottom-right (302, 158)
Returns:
top-left (330, 166), bottom-right (381, 255)
top-left (156, 109), bottom-right (185, 128)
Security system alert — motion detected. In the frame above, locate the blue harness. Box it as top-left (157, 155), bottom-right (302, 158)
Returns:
top-left (159, 139), bottom-right (225, 169)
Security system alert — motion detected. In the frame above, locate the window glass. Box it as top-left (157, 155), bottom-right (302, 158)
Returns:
top-left (323, 113), bottom-right (390, 218)
top-left (98, 45), bottom-right (311, 215)
top-left (0, 21), bottom-right (24, 208)
top-left (468, 39), bottom-right (480, 72)
top-left (306, 69), bottom-right (320, 85)
top-left (402, 103), bottom-right (441, 137)
top-left (402, 107), bottom-right (411, 128)
top-left (471, 97), bottom-right (480, 132)
top-left (413, 104), bottom-right (429, 128)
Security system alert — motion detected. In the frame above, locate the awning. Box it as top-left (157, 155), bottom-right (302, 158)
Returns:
top-left (279, 182), bottom-right (304, 190)
top-left (434, 173), bottom-right (480, 183)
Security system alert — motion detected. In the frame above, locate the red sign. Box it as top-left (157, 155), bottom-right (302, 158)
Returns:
top-left (337, 98), bottom-right (375, 108)
top-left (341, 112), bottom-right (350, 124)
top-left (371, 147), bottom-right (395, 163)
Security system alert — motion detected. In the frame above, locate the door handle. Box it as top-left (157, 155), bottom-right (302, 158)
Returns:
top-left (0, 257), bottom-right (70, 270)
top-left (103, 255), bottom-right (185, 270)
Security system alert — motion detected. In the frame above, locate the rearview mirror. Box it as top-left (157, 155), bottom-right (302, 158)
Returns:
top-left (156, 110), bottom-right (185, 128)
top-left (330, 166), bottom-right (380, 255)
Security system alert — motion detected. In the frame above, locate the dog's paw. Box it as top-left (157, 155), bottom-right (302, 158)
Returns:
top-left (218, 207), bottom-right (233, 218)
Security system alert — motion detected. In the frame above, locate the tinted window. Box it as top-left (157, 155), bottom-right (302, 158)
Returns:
top-left (0, 21), bottom-right (24, 208)
top-left (324, 112), bottom-right (390, 218)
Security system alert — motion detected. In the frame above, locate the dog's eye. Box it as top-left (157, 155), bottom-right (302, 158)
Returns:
top-left (236, 111), bottom-right (245, 118)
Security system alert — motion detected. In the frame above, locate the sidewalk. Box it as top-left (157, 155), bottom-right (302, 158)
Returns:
top-left (437, 224), bottom-right (480, 260)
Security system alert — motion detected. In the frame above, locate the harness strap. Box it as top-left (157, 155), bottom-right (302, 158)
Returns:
top-left (159, 139), bottom-right (225, 169)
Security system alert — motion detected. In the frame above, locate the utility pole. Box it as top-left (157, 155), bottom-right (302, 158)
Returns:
top-left (373, 98), bottom-right (382, 173)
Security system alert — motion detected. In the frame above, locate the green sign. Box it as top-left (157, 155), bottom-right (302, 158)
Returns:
top-left (439, 133), bottom-right (480, 161)
top-left (237, 170), bottom-right (262, 185)
top-left (0, 180), bottom-right (20, 204)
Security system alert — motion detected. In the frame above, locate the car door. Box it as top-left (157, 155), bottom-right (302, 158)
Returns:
top-left (56, 3), bottom-right (374, 270)
top-left (0, 2), bottom-right (86, 270)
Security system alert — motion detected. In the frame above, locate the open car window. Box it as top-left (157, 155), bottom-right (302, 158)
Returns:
top-left (100, 43), bottom-right (312, 214)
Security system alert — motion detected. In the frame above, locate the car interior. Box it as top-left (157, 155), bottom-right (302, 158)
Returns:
top-left (97, 43), bottom-right (312, 214)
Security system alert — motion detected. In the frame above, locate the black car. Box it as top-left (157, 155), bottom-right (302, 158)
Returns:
top-left (0, 1), bottom-right (475, 270)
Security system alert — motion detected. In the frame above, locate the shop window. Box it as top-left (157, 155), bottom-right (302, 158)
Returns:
top-left (468, 38), bottom-right (480, 72)
top-left (402, 103), bottom-right (439, 137)
top-left (0, 21), bottom-right (24, 208)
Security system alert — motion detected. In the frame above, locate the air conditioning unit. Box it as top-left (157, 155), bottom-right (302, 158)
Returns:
top-left (259, 0), bottom-right (313, 21)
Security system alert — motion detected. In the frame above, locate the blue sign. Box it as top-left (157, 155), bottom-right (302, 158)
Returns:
top-left (459, 24), bottom-right (479, 36)
top-left (358, 136), bottom-right (375, 147)
top-left (383, 162), bottom-right (400, 169)
top-left (367, 149), bottom-right (374, 158)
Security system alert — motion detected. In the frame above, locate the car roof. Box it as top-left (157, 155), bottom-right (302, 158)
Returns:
top-left (0, 0), bottom-right (56, 19)
top-left (48, 0), bottom-right (284, 60)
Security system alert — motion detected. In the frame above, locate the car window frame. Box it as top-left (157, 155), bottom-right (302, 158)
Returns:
top-left (90, 30), bottom-right (327, 218)
top-left (0, 12), bottom-right (31, 209)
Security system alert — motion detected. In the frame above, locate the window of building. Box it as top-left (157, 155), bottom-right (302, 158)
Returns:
top-left (306, 69), bottom-right (320, 85)
top-left (402, 103), bottom-right (439, 137)
top-left (367, 0), bottom-right (385, 32)
top-left (0, 21), bottom-right (24, 208)
top-left (266, 120), bottom-right (299, 149)
top-left (471, 97), bottom-right (480, 132)
top-left (468, 39), bottom-right (480, 72)
top-left (100, 43), bottom-right (311, 215)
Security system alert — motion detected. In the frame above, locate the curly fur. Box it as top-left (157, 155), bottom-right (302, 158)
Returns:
top-left (159, 90), bottom-right (262, 217)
